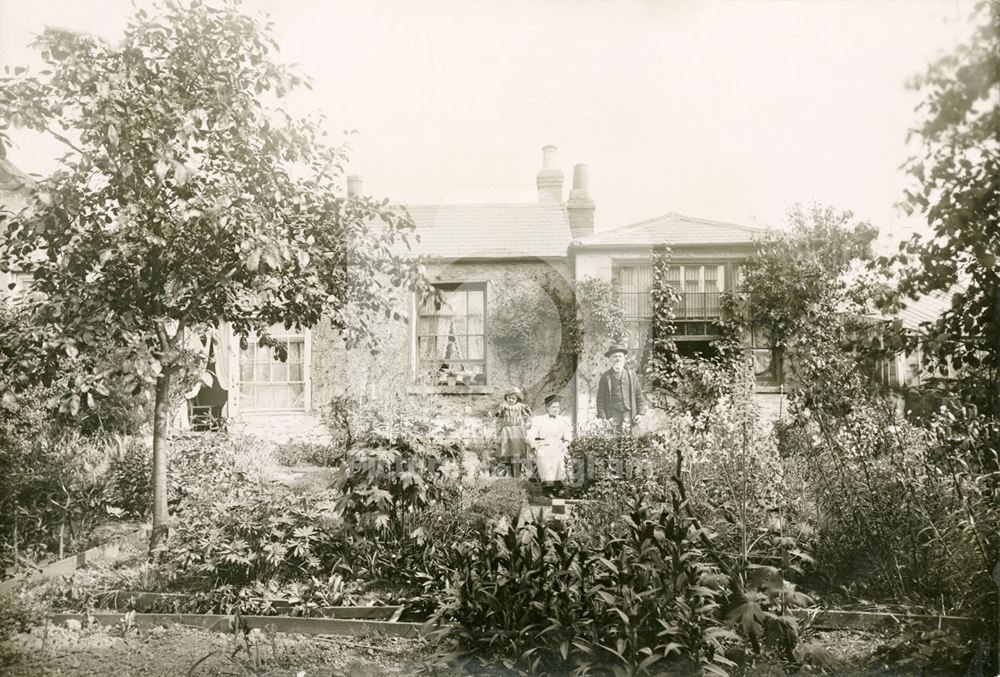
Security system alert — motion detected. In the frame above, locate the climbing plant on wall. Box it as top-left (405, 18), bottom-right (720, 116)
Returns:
top-left (648, 247), bottom-right (749, 416)
top-left (574, 276), bottom-right (626, 398)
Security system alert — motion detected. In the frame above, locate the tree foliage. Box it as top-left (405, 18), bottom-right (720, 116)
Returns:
top-left (737, 205), bottom-right (883, 414)
top-left (0, 0), bottom-right (427, 544)
top-left (895, 0), bottom-right (1000, 414)
top-left (740, 205), bottom-right (878, 355)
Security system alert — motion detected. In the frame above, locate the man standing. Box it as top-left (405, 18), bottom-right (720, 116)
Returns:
top-left (595, 343), bottom-right (646, 434)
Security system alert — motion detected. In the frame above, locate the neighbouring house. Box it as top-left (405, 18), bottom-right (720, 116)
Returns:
top-left (1, 147), bottom-right (789, 441)
top-left (0, 156), bottom-right (34, 295)
top-left (875, 287), bottom-right (965, 418)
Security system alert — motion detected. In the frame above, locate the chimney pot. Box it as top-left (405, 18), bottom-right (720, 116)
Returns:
top-left (536, 145), bottom-right (564, 204)
top-left (542, 144), bottom-right (558, 169)
top-left (567, 163), bottom-right (595, 239)
top-left (347, 175), bottom-right (363, 198)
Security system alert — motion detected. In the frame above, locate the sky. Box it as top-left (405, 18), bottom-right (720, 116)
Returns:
top-left (0, 0), bottom-right (978, 243)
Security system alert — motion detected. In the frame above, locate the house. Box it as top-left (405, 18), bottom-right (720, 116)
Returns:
top-left (212, 145), bottom-right (781, 441)
top-left (1, 147), bottom-right (784, 440)
top-left (0, 156), bottom-right (34, 295)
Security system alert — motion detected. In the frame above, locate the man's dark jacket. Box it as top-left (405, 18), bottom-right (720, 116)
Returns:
top-left (595, 368), bottom-right (646, 419)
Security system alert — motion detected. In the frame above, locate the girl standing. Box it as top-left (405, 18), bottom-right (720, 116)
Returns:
top-left (495, 387), bottom-right (532, 476)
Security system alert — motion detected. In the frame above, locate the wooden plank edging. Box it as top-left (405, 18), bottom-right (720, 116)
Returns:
top-left (88, 590), bottom-right (403, 619)
top-left (48, 612), bottom-right (429, 638)
top-left (0, 526), bottom-right (150, 595)
top-left (794, 609), bottom-right (981, 633)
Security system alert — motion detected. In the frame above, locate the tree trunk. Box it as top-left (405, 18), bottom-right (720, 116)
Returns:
top-left (149, 371), bottom-right (172, 551)
top-left (992, 285), bottom-right (1000, 419)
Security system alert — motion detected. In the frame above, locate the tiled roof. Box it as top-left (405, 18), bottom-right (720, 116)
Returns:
top-left (400, 202), bottom-right (571, 259)
top-left (573, 212), bottom-right (766, 248)
top-left (897, 287), bottom-right (960, 331)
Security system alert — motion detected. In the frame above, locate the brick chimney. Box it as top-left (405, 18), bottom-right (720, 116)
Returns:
top-left (566, 163), bottom-right (595, 239)
top-left (347, 175), bottom-right (363, 198)
top-left (536, 145), bottom-right (564, 204)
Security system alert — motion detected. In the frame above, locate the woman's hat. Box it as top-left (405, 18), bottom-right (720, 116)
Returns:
top-left (504, 387), bottom-right (523, 401)
top-left (604, 343), bottom-right (628, 357)
top-left (543, 394), bottom-right (561, 407)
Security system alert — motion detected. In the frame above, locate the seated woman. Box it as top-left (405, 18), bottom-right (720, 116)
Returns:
top-left (529, 394), bottom-right (572, 498)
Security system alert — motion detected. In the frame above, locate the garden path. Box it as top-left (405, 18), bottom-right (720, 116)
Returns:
top-left (4, 621), bottom-right (430, 676)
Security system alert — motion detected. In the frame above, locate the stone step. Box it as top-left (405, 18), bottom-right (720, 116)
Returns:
top-left (517, 497), bottom-right (593, 528)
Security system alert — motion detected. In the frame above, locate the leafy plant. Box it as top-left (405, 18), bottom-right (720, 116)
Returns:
top-left (273, 440), bottom-right (342, 467)
top-left (876, 622), bottom-right (978, 676)
top-left (426, 495), bottom-right (740, 676)
top-left (158, 481), bottom-right (344, 590)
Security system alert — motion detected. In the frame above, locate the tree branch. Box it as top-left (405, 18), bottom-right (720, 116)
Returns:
top-left (44, 125), bottom-right (88, 157)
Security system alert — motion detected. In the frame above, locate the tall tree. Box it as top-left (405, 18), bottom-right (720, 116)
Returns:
top-left (0, 0), bottom-right (426, 548)
top-left (896, 0), bottom-right (1000, 414)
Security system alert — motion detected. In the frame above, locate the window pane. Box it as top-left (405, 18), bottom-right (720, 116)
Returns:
top-left (665, 266), bottom-right (681, 286)
top-left (419, 314), bottom-right (437, 335)
top-left (684, 266), bottom-right (700, 293)
top-left (469, 336), bottom-right (484, 360)
top-left (468, 291), bottom-right (483, 315)
top-left (415, 284), bottom-right (488, 385)
top-left (238, 329), bottom-right (306, 411)
top-left (704, 265), bottom-right (718, 292)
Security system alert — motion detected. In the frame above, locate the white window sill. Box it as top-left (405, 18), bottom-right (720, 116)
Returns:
top-left (407, 385), bottom-right (494, 395)
top-left (754, 384), bottom-right (784, 394)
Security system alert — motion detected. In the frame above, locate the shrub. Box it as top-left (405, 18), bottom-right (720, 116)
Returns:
top-left (168, 432), bottom-right (279, 511)
top-left (779, 397), bottom-right (999, 624)
top-left (0, 592), bottom-right (42, 666)
top-left (427, 496), bottom-right (740, 676)
top-left (273, 440), bottom-right (343, 467)
top-left (333, 427), bottom-right (469, 537)
top-left (106, 436), bottom-right (153, 519)
top-left (0, 430), bottom-right (142, 570)
top-left (571, 377), bottom-right (815, 661)
top-left (876, 622), bottom-right (979, 676)
top-left (565, 427), bottom-right (666, 497)
top-left (157, 480), bottom-right (344, 591)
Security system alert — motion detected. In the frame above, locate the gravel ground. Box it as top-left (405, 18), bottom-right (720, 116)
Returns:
top-left (2, 620), bottom-right (433, 676)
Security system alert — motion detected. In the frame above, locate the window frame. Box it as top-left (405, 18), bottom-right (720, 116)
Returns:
top-left (411, 281), bottom-right (490, 391)
top-left (611, 259), bottom-right (732, 346)
top-left (236, 326), bottom-right (311, 413)
top-left (3, 271), bottom-right (34, 295)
